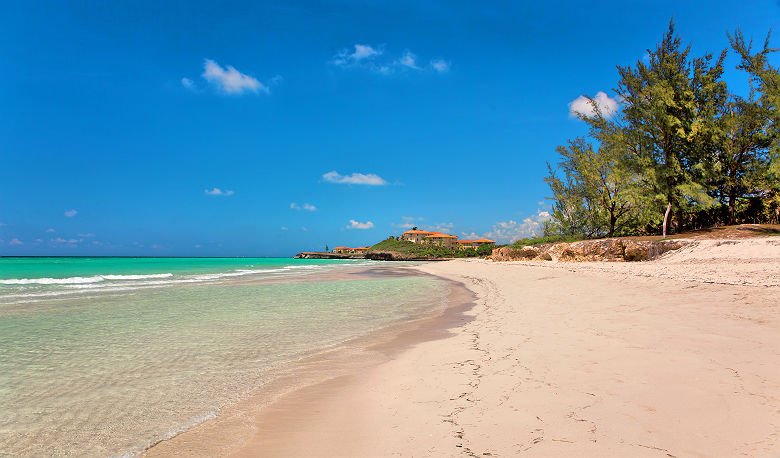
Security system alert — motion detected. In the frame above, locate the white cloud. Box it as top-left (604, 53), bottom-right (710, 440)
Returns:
top-left (353, 44), bottom-right (380, 60)
top-left (347, 219), bottom-right (374, 230)
top-left (35, 238), bottom-right (42, 242)
top-left (64, 209), bottom-right (77, 217)
top-left (202, 59), bottom-right (267, 95)
top-left (78, 233), bottom-right (96, 237)
top-left (181, 77), bottom-right (194, 89)
top-left (269, 75), bottom-right (284, 86)
top-left (9, 238), bottom-right (22, 245)
top-left (398, 51), bottom-right (419, 69)
top-left (46, 228), bottom-right (55, 232)
top-left (425, 222), bottom-right (455, 233)
top-left (280, 226), bottom-right (288, 231)
top-left (322, 171), bottom-right (387, 185)
top-left (0, 222), bottom-right (6, 226)
top-left (332, 44), bottom-right (382, 67)
top-left (194, 244), bottom-right (201, 248)
top-left (430, 59), bottom-right (450, 73)
top-left (290, 202), bottom-right (317, 211)
top-left (482, 211), bottom-right (551, 243)
top-left (301, 227), bottom-right (308, 232)
top-left (331, 45), bottom-right (449, 75)
top-left (392, 216), bottom-right (427, 229)
top-left (569, 91), bottom-right (620, 119)
top-left (52, 237), bottom-right (81, 244)
top-left (204, 187), bottom-right (234, 196)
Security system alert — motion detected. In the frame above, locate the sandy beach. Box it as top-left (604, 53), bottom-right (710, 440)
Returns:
top-left (150, 238), bottom-right (780, 457)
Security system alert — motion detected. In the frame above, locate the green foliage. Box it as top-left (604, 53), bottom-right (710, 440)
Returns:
top-left (611, 20), bottom-right (724, 232)
top-left (545, 138), bottom-right (641, 237)
top-left (473, 243), bottom-right (495, 257)
top-left (730, 28), bottom-right (780, 224)
top-left (543, 21), bottom-right (780, 239)
top-left (368, 237), bottom-right (498, 258)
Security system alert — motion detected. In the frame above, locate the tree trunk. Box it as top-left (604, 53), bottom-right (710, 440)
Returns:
top-left (676, 209), bottom-right (684, 234)
top-left (609, 214), bottom-right (616, 238)
top-left (728, 188), bottom-right (737, 225)
top-left (662, 202), bottom-right (672, 238)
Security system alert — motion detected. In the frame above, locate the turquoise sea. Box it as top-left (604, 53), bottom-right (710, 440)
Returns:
top-left (0, 257), bottom-right (450, 456)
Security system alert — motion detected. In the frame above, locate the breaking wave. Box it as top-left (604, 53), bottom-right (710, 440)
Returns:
top-left (0, 273), bottom-right (174, 285)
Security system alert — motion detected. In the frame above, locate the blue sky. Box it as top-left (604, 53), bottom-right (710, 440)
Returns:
top-left (1, 0), bottom-right (778, 256)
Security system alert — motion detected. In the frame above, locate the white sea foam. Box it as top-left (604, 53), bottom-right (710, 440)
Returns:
top-left (0, 273), bottom-right (174, 285)
top-left (0, 268), bottom-right (295, 288)
top-left (0, 263), bottom-right (354, 298)
top-left (101, 274), bottom-right (174, 280)
top-left (188, 268), bottom-right (281, 281)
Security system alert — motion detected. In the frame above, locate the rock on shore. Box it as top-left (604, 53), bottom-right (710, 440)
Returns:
top-left (364, 250), bottom-right (452, 261)
top-left (293, 252), bottom-right (365, 259)
top-left (490, 239), bottom-right (687, 262)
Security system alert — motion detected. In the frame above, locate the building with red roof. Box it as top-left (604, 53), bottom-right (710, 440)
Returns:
top-left (400, 229), bottom-right (435, 243)
top-left (401, 229), bottom-right (496, 250)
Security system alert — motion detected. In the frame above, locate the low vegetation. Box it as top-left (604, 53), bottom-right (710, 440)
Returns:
top-left (369, 237), bottom-right (496, 258)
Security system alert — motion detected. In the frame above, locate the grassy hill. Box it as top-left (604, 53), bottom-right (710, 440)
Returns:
top-left (369, 237), bottom-right (495, 258)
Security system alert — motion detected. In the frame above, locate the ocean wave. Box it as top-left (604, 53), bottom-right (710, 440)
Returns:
top-left (188, 269), bottom-right (280, 281)
top-left (0, 273), bottom-right (174, 285)
top-left (0, 262), bottom-right (352, 296)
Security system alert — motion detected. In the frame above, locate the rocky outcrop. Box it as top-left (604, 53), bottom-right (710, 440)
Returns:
top-left (364, 250), bottom-right (452, 261)
top-left (517, 247), bottom-right (540, 259)
top-left (554, 238), bottom-right (629, 262)
top-left (294, 252), bottom-right (365, 259)
top-left (491, 247), bottom-right (533, 262)
top-left (621, 240), bottom-right (687, 261)
top-left (490, 239), bottom-right (686, 263)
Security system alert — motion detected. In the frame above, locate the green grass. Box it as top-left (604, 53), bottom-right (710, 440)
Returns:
top-left (369, 237), bottom-right (496, 258)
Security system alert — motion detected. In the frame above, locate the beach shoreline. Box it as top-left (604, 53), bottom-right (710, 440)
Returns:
top-left (0, 259), bottom-right (464, 456)
top-left (148, 239), bottom-right (779, 456)
top-left (144, 266), bottom-right (476, 457)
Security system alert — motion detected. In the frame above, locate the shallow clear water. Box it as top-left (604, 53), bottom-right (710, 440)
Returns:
top-left (0, 257), bottom-right (448, 456)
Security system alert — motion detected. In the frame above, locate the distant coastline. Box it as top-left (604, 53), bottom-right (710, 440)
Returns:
top-left (293, 251), bottom-right (365, 259)
top-left (297, 228), bottom-right (496, 261)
